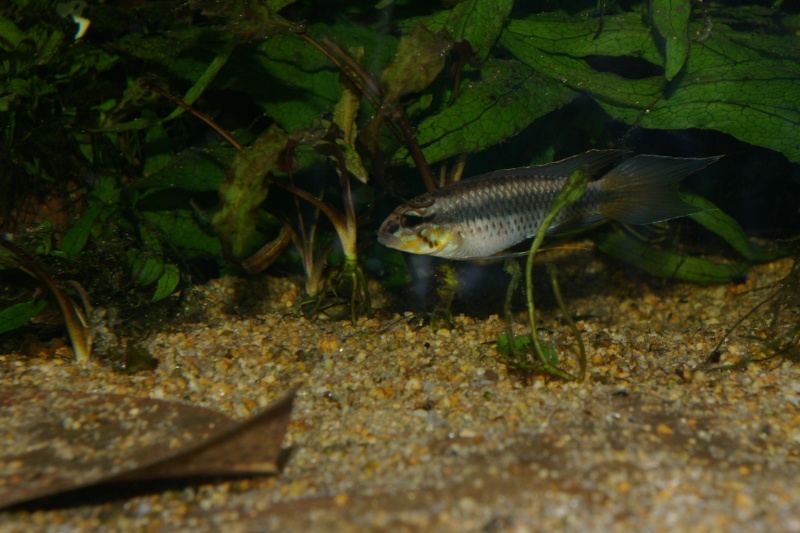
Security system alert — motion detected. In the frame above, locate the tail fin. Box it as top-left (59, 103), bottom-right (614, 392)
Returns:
top-left (597, 154), bottom-right (722, 225)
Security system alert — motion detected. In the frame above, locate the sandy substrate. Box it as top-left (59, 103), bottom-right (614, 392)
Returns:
top-left (1, 249), bottom-right (798, 532)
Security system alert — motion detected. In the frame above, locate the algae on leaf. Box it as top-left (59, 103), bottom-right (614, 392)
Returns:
top-left (213, 126), bottom-right (288, 259)
top-left (400, 0), bottom-right (514, 62)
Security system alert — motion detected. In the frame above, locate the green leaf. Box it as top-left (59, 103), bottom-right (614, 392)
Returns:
top-left (185, 0), bottom-right (304, 40)
top-left (500, 12), bottom-right (800, 162)
top-left (0, 18), bottom-right (25, 51)
top-left (632, 38), bottom-right (800, 163)
top-left (380, 24), bottom-right (451, 104)
top-left (127, 250), bottom-right (165, 287)
top-left (500, 15), bottom-right (664, 115)
top-left (135, 144), bottom-right (235, 200)
top-left (212, 125), bottom-right (287, 258)
top-left (445, 0), bottom-right (514, 61)
top-left (396, 60), bottom-right (576, 164)
top-left (60, 204), bottom-right (115, 259)
top-left (247, 31), bottom-right (338, 131)
top-left (594, 230), bottom-right (749, 284)
top-left (684, 192), bottom-right (774, 263)
top-left (400, 0), bottom-right (514, 62)
top-left (152, 263), bottom-right (180, 302)
top-left (651, 0), bottom-right (692, 81)
top-left (0, 300), bottom-right (47, 335)
top-left (501, 14), bottom-right (663, 66)
top-left (242, 21), bottom-right (397, 131)
top-left (141, 210), bottom-right (223, 259)
top-left (143, 118), bottom-right (172, 176)
top-left (496, 334), bottom-right (559, 364)
top-left (113, 29), bottom-right (234, 82)
top-left (496, 333), bottom-right (532, 357)
top-left (91, 174), bottom-right (122, 204)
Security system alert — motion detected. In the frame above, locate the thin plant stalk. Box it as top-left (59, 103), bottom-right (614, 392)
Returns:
top-left (0, 239), bottom-right (92, 363)
top-left (547, 263), bottom-right (587, 380)
top-left (523, 168), bottom-right (592, 380)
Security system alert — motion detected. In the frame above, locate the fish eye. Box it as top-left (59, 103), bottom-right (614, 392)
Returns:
top-left (400, 211), bottom-right (425, 232)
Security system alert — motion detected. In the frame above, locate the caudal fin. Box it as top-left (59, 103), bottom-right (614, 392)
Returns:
top-left (597, 154), bottom-right (722, 225)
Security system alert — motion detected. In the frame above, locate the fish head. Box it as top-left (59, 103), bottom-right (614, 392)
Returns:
top-left (377, 197), bottom-right (461, 257)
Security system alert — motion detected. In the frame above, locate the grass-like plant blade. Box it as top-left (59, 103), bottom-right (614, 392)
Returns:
top-left (684, 192), bottom-right (775, 263)
top-left (522, 166), bottom-right (593, 380)
top-left (594, 230), bottom-right (749, 284)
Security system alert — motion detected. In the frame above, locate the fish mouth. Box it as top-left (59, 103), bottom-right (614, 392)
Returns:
top-left (377, 199), bottom-right (454, 256)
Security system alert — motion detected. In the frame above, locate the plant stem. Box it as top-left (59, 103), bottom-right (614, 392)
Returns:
top-left (547, 263), bottom-right (586, 380)
top-left (0, 239), bottom-right (92, 363)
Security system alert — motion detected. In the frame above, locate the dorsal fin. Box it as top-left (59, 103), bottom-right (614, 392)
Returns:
top-left (466, 149), bottom-right (628, 182)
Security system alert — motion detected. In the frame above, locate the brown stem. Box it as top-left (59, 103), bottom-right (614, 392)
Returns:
top-left (147, 84), bottom-right (243, 150)
top-left (300, 32), bottom-right (437, 192)
top-left (269, 180), bottom-right (348, 244)
top-left (392, 109), bottom-right (437, 192)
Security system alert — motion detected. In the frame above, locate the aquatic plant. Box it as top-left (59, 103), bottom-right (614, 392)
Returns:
top-left (1, 0), bottom-right (798, 363)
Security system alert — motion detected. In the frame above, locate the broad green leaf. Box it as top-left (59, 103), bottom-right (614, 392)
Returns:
top-left (684, 192), bottom-right (774, 263)
top-left (497, 333), bottom-right (532, 357)
top-left (594, 230), bottom-right (749, 284)
top-left (501, 14), bottom-right (663, 66)
top-left (500, 13), bottom-right (800, 162)
top-left (113, 29), bottom-right (233, 82)
top-left (27, 24), bottom-right (65, 66)
top-left (400, 0), bottom-right (514, 62)
top-left (244, 22), bottom-right (397, 131)
top-left (266, 0), bottom-right (297, 10)
top-left (60, 204), bottom-right (115, 259)
top-left (152, 263), bottom-right (180, 302)
top-left (395, 60), bottom-right (577, 164)
top-left (496, 334), bottom-right (559, 364)
top-left (141, 210), bottom-right (223, 259)
top-left (651, 0), bottom-right (692, 80)
top-left (134, 144), bottom-right (235, 201)
top-left (631, 37), bottom-right (800, 163)
top-left (127, 250), bottom-right (165, 287)
top-left (0, 300), bottom-right (47, 335)
top-left (0, 18), bottom-right (24, 51)
top-left (213, 125), bottom-right (287, 258)
top-left (247, 32), bottom-right (338, 131)
top-left (143, 119), bottom-right (172, 176)
top-left (500, 16), bottom-right (664, 114)
top-left (91, 174), bottom-right (122, 204)
top-left (445, 0), bottom-right (514, 61)
top-left (185, 0), bottom-right (304, 40)
top-left (380, 24), bottom-right (451, 104)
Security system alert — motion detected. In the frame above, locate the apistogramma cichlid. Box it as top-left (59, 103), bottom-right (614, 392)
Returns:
top-left (377, 150), bottom-right (721, 260)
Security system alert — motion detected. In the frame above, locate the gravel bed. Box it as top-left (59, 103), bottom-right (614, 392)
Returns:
top-left (0, 252), bottom-right (797, 532)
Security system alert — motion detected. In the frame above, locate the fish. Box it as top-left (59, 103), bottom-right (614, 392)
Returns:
top-left (377, 150), bottom-right (721, 260)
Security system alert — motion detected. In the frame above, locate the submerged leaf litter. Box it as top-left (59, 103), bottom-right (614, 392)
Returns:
top-left (1, 252), bottom-right (799, 531)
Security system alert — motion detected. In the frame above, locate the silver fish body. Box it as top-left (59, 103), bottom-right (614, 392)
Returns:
top-left (377, 150), bottom-right (721, 260)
